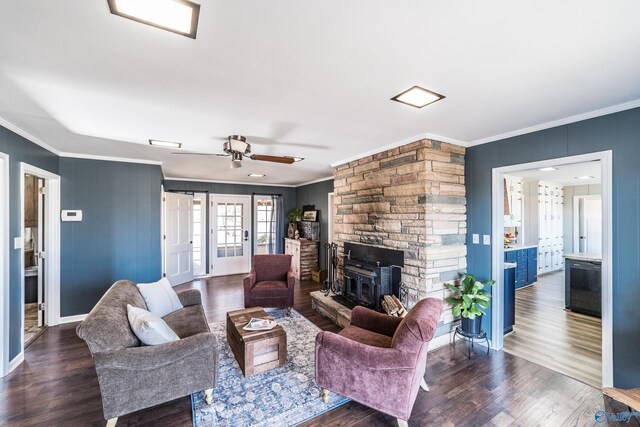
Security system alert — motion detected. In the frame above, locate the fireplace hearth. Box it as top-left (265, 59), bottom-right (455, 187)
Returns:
top-left (333, 242), bottom-right (404, 312)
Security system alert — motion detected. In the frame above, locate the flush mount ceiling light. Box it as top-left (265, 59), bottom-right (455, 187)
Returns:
top-left (149, 139), bottom-right (182, 149)
top-left (391, 85), bottom-right (445, 109)
top-left (248, 173), bottom-right (265, 178)
top-left (575, 175), bottom-right (595, 180)
top-left (538, 167), bottom-right (558, 172)
top-left (107, 0), bottom-right (201, 39)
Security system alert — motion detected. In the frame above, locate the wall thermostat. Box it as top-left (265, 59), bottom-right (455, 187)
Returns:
top-left (61, 210), bottom-right (83, 222)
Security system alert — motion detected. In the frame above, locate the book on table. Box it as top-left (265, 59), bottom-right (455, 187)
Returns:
top-left (242, 318), bottom-right (277, 331)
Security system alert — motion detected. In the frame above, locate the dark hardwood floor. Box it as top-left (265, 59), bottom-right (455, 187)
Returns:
top-left (0, 275), bottom-right (628, 426)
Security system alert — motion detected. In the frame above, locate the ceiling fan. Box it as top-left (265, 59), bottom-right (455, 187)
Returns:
top-left (172, 135), bottom-right (301, 169)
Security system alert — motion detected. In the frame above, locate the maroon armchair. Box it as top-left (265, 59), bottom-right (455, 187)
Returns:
top-left (315, 298), bottom-right (443, 427)
top-left (243, 254), bottom-right (295, 313)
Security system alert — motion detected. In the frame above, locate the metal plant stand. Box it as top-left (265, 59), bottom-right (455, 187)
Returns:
top-left (452, 325), bottom-right (490, 358)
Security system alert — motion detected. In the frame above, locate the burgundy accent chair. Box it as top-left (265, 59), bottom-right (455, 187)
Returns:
top-left (243, 254), bottom-right (295, 313)
top-left (315, 298), bottom-right (444, 427)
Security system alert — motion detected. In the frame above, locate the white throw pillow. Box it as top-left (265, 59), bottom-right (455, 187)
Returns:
top-left (127, 304), bottom-right (180, 346)
top-left (136, 277), bottom-right (183, 317)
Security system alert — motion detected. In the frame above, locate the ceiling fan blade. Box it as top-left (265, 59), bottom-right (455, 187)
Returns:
top-left (171, 152), bottom-right (229, 156)
top-left (249, 154), bottom-right (295, 164)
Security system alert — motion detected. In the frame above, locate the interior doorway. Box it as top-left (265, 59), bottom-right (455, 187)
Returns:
top-left (23, 173), bottom-right (46, 347)
top-left (18, 162), bottom-right (61, 361)
top-left (574, 195), bottom-right (602, 254)
top-left (192, 193), bottom-right (207, 277)
top-left (491, 151), bottom-right (613, 388)
top-left (210, 194), bottom-right (251, 276)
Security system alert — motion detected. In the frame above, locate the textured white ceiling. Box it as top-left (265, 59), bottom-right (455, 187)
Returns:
top-left (1, 1), bottom-right (639, 184)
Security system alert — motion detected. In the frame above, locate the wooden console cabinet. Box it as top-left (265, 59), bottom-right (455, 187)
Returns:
top-left (285, 238), bottom-right (318, 281)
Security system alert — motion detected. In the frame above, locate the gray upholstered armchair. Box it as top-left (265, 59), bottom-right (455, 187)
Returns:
top-left (76, 280), bottom-right (218, 426)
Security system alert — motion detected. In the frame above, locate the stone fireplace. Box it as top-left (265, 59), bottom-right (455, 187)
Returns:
top-left (332, 138), bottom-right (466, 341)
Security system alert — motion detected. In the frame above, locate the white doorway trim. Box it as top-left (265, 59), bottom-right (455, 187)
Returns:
top-left (17, 163), bottom-right (61, 368)
top-left (490, 150), bottom-right (613, 387)
top-left (0, 152), bottom-right (9, 377)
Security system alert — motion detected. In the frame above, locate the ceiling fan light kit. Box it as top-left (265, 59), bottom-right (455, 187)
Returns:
top-left (170, 134), bottom-right (303, 169)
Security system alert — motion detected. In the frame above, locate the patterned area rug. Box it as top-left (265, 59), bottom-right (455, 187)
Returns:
top-left (191, 309), bottom-right (350, 427)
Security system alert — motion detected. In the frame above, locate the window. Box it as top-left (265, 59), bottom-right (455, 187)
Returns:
top-left (216, 203), bottom-right (244, 258)
top-left (256, 200), bottom-right (274, 254)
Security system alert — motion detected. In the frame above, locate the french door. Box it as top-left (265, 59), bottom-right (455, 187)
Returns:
top-left (210, 195), bottom-right (251, 276)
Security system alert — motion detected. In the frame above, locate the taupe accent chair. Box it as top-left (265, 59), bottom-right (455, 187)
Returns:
top-left (76, 280), bottom-right (218, 426)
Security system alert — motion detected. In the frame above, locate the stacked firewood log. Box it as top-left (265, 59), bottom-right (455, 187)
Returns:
top-left (381, 295), bottom-right (407, 317)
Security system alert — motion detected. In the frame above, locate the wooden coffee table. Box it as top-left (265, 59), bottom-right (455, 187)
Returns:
top-left (226, 307), bottom-right (287, 377)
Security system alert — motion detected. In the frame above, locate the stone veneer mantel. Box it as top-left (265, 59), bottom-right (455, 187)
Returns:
top-left (332, 139), bottom-right (467, 335)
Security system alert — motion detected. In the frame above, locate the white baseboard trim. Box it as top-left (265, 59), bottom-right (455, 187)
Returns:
top-left (8, 352), bottom-right (24, 373)
top-left (59, 314), bottom-right (88, 324)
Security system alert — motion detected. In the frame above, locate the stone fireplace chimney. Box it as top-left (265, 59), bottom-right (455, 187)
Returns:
top-left (332, 139), bottom-right (466, 339)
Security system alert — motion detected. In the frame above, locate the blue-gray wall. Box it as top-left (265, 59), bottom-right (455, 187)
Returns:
top-left (1, 128), bottom-right (59, 360)
top-left (296, 179), bottom-right (334, 268)
top-left (466, 107), bottom-right (640, 388)
top-left (163, 180), bottom-right (298, 270)
top-left (60, 158), bottom-right (163, 317)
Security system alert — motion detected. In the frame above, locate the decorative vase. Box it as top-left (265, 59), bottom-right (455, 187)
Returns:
top-left (287, 223), bottom-right (297, 239)
top-left (461, 315), bottom-right (483, 335)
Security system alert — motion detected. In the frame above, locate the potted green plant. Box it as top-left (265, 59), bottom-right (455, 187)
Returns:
top-left (288, 208), bottom-right (302, 223)
top-left (445, 274), bottom-right (494, 335)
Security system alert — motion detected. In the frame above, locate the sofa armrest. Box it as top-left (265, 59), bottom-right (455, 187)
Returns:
top-left (177, 289), bottom-right (202, 307)
top-left (243, 269), bottom-right (256, 291)
top-left (93, 332), bottom-right (217, 371)
top-left (350, 306), bottom-right (403, 337)
top-left (316, 331), bottom-right (414, 370)
top-left (287, 270), bottom-right (296, 288)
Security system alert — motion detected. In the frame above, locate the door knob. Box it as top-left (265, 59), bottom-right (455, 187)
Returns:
top-left (244, 230), bottom-right (249, 241)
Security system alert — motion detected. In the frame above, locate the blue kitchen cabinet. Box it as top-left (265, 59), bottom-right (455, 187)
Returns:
top-left (504, 247), bottom-right (538, 289)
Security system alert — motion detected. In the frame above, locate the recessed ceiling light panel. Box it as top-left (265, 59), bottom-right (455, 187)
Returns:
top-left (538, 167), bottom-right (558, 172)
top-left (248, 173), bottom-right (265, 178)
top-left (149, 139), bottom-right (182, 149)
top-left (575, 175), bottom-right (595, 180)
top-left (107, 0), bottom-right (200, 39)
top-left (391, 86), bottom-right (445, 109)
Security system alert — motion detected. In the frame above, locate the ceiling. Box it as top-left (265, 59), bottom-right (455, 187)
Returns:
top-left (510, 161), bottom-right (601, 186)
top-left (1, 1), bottom-right (639, 185)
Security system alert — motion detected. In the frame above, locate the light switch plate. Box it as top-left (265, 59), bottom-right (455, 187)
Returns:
top-left (472, 234), bottom-right (479, 244)
top-left (14, 237), bottom-right (22, 249)
top-left (483, 235), bottom-right (491, 245)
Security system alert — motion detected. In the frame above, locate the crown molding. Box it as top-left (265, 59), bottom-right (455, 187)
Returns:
top-left (469, 98), bottom-right (640, 146)
top-left (163, 176), bottom-right (297, 188)
top-left (0, 117), bottom-right (60, 155)
top-left (329, 132), bottom-right (466, 168)
top-left (294, 176), bottom-right (333, 187)
top-left (59, 152), bottom-right (163, 165)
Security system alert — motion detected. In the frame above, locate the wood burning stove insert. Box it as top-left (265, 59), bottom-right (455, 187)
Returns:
top-left (334, 242), bottom-right (404, 312)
